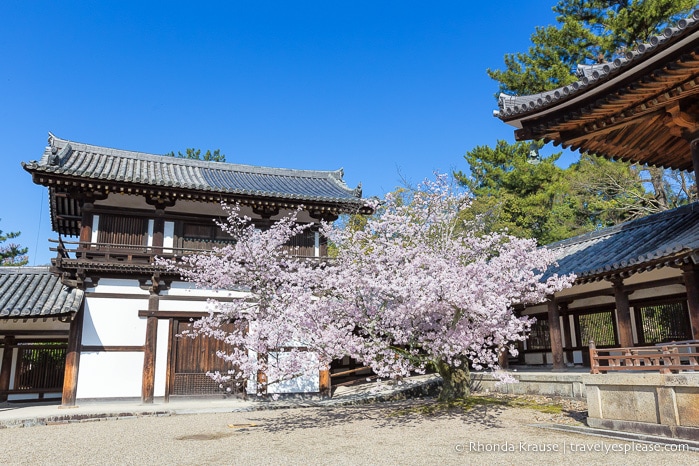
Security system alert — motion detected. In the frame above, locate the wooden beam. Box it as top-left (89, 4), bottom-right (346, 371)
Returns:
top-left (0, 336), bottom-right (15, 402)
top-left (547, 299), bottom-right (565, 370)
top-left (141, 292), bottom-right (159, 404)
top-left (164, 318), bottom-right (176, 403)
top-left (138, 310), bottom-right (210, 319)
top-left (81, 345), bottom-right (145, 352)
top-left (560, 303), bottom-right (574, 365)
top-left (61, 304), bottom-right (84, 407)
top-left (612, 278), bottom-right (634, 347)
top-left (319, 368), bottom-right (331, 398)
top-left (682, 264), bottom-right (699, 340)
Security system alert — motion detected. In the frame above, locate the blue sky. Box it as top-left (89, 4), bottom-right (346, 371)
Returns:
top-left (1, 1), bottom-right (572, 266)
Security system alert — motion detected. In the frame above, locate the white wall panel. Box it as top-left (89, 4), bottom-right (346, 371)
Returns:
top-left (76, 352), bottom-right (143, 398)
top-left (89, 278), bottom-right (149, 295)
top-left (82, 297), bottom-right (148, 346)
top-left (154, 320), bottom-right (170, 397)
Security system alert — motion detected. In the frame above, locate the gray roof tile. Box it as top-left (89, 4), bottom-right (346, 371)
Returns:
top-left (0, 267), bottom-right (83, 319)
top-left (23, 134), bottom-right (364, 205)
top-left (545, 203), bottom-right (699, 281)
top-left (495, 9), bottom-right (699, 120)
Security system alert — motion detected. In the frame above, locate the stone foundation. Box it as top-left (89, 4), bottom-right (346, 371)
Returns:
top-left (471, 371), bottom-right (586, 398)
top-left (582, 373), bottom-right (699, 441)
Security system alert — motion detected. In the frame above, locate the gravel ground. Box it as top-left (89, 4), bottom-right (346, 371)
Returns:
top-left (0, 396), bottom-right (697, 466)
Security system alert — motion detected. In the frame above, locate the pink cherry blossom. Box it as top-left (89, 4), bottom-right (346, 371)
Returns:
top-left (159, 174), bottom-right (574, 398)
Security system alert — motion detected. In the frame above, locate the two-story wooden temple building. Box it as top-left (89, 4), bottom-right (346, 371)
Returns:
top-left (496, 9), bottom-right (699, 368)
top-left (2, 133), bottom-right (367, 405)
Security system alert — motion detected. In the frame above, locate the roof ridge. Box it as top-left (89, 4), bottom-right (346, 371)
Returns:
top-left (547, 201), bottom-right (699, 250)
top-left (495, 8), bottom-right (699, 119)
top-left (46, 133), bottom-right (348, 180)
top-left (0, 266), bottom-right (51, 274)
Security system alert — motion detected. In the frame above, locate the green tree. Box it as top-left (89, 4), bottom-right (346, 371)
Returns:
top-left (478, 1), bottom-right (697, 242)
top-left (1, 222), bottom-right (28, 266)
top-left (455, 141), bottom-right (567, 243)
top-left (455, 142), bottom-right (662, 244)
top-left (165, 148), bottom-right (226, 162)
top-left (489, 0), bottom-right (696, 95)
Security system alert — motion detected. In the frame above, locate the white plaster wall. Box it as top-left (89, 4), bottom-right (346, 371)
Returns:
top-left (76, 352), bottom-right (143, 398)
top-left (246, 350), bottom-right (320, 395)
top-left (82, 297), bottom-right (148, 346)
top-left (266, 351), bottom-right (320, 394)
top-left (88, 278), bottom-right (149, 296)
top-left (154, 320), bottom-right (170, 397)
top-left (164, 281), bottom-right (249, 299)
top-left (158, 299), bottom-right (216, 313)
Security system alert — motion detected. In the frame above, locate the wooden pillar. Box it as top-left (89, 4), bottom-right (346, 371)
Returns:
top-left (61, 304), bottom-right (85, 407)
top-left (547, 298), bottom-right (565, 370)
top-left (257, 353), bottom-right (268, 397)
top-left (319, 367), bottom-right (331, 398)
top-left (612, 278), bottom-right (634, 348)
top-left (682, 264), bottom-right (699, 340)
top-left (0, 336), bottom-right (15, 402)
top-left (141, 283), bottom-right (159, 404)
top-left (498, 347), bottom-right (509, 369)
top-left (79, 203), bottom-right (93, 240)
top-left (560, 303), bottom-right (574, 365)
top-left (152, 208), bottom-right (164, 255)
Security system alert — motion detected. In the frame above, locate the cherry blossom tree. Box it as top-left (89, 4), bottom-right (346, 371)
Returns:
top-left (159, 205), bottom-right (357, 395)
top-left (321, 175), bottom-right (574, 400)
top-left (162, 175), bottom-right (573, 400)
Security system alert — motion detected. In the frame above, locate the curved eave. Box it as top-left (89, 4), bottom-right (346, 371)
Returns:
top-left (498, 18), bottom-right (699, 127)
top-left (551, 248), bottom-right (697, 286)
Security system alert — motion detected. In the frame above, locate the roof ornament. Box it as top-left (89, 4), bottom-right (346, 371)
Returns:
top-left (353, 183), bottom-right (363, 198)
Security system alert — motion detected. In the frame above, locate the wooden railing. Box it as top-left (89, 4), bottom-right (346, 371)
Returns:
top-left (50, 238), bottom-right (327, 266)
top-left (589, 340), bottom-right (699, 374)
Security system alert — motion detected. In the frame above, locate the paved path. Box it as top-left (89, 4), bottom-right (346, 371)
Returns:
top-left (1, 375), bottom-right (698, 465)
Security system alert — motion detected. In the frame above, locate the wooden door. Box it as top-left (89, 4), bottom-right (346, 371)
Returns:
top-left (169, 320), bottom-right (243, 396)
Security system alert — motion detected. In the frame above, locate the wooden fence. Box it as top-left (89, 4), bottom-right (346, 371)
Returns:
top-left (589, 340), bottom-right (699, 374)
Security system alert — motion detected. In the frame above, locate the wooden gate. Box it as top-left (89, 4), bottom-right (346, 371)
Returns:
top-left (169, 320), bottom-right (244, 397)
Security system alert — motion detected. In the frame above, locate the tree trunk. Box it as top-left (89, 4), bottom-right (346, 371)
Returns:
top-left (435, 359), bottom-right (471, 401)
top-left (648, 167), bottom-right (669, 211)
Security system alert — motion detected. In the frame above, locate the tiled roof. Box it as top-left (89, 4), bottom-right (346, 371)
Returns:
top-left (495, 10), bottom-right (699, 120)
top-left (23, 133), bottom-right (364, 204)
top-left (545, 203), bottom-right (699, 282)
top-left (0, 267), bottom-right (83, 319)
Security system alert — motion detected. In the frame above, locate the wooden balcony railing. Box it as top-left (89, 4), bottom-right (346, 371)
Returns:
top-left (50, 237), bottom-right (328, 268)
top-left (589, 340), bottom-right (699, 374)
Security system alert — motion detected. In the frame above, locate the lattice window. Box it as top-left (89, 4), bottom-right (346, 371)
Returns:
top-left (526, 315), bottom-right (550, 350)
top-left (637, 300), bottom-right (692, 345)
top-left (579, 311), bottom-right (617, 347)
top-left (96, 215), bottom-right (148, 247)
top-left (14, 343), bottom-right (67, 392)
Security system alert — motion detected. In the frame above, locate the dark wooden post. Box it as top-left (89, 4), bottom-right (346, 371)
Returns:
top-left (61, 304), bottom-right (85, 407)
top-left (257, 353), bottom-right (268, 397)
top-left (498, 347), bottom-right (509, 369)
top-left (142, 278), bottom-right (159, 404)
top-left (547, 298), bottom-right (565, 370)
top-left (0, 336), bottom-right (15, 402)
top-left (682, 264), bottom-right (699, 340)
top-left (152, 208), bottom-right (165, 255)
top-left (319, 367), bottom-right (331, 398)
top-left (612, 278), bottom-right (634, 348)
top-left (589, 341), bottom-right (599, 374)
top-left (560, 303), bottom-right (574, 365)
top-left (79, 202), bottom-right (94, 257)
